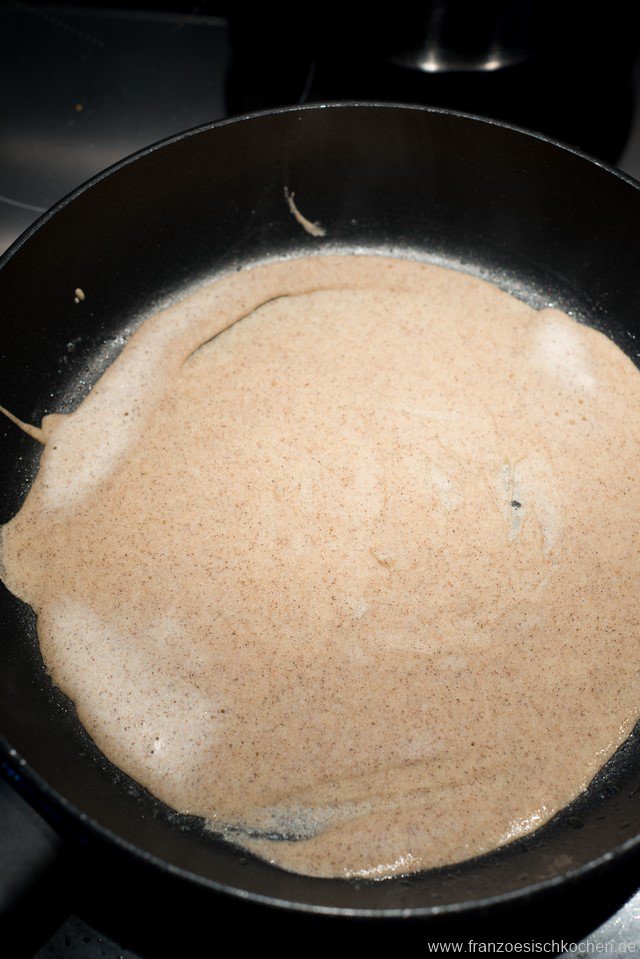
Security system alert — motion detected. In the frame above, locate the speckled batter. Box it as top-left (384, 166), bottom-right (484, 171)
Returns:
top-left (2, 254), bottom-right (640, 880)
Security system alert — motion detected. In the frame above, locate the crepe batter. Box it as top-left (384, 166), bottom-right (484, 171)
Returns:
top-left (1, 254), bottom-right (640, 880)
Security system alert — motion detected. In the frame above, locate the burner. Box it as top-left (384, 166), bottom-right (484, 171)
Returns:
top-left (227, 3), bottom-right (640, 164)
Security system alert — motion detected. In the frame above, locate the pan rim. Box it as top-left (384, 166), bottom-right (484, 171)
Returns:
top-left (1, 100), bottom-right (640, 920)
top-left (3, 732), bottom-right (639, 920)
top-left (1, 99), bottom-right (639, 275)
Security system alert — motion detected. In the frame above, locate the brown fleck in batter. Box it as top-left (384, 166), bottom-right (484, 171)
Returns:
top-left (2, 254), bottom-right (639, 879)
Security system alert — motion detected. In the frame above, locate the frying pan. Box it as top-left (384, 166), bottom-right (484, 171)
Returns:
top-left (1, 103), bottom-right (640, 944)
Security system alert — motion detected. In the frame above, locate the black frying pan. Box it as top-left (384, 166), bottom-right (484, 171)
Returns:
top-left (1, 103), bottom-right (640, 947)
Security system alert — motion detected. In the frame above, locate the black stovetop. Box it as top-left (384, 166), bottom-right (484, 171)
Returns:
top-left (2, 5), bottom-right (640, 956)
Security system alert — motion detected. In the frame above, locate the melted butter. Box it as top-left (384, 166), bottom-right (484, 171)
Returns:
top-left (2, 254), bottom-right (640, 879)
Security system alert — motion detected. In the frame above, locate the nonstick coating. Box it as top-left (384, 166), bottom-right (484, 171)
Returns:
top-left (1, 104), bottom-right (640, 919)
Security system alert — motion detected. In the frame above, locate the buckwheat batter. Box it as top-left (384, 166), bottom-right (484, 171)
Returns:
top-left (2, 254), bottom-right (640, 879)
